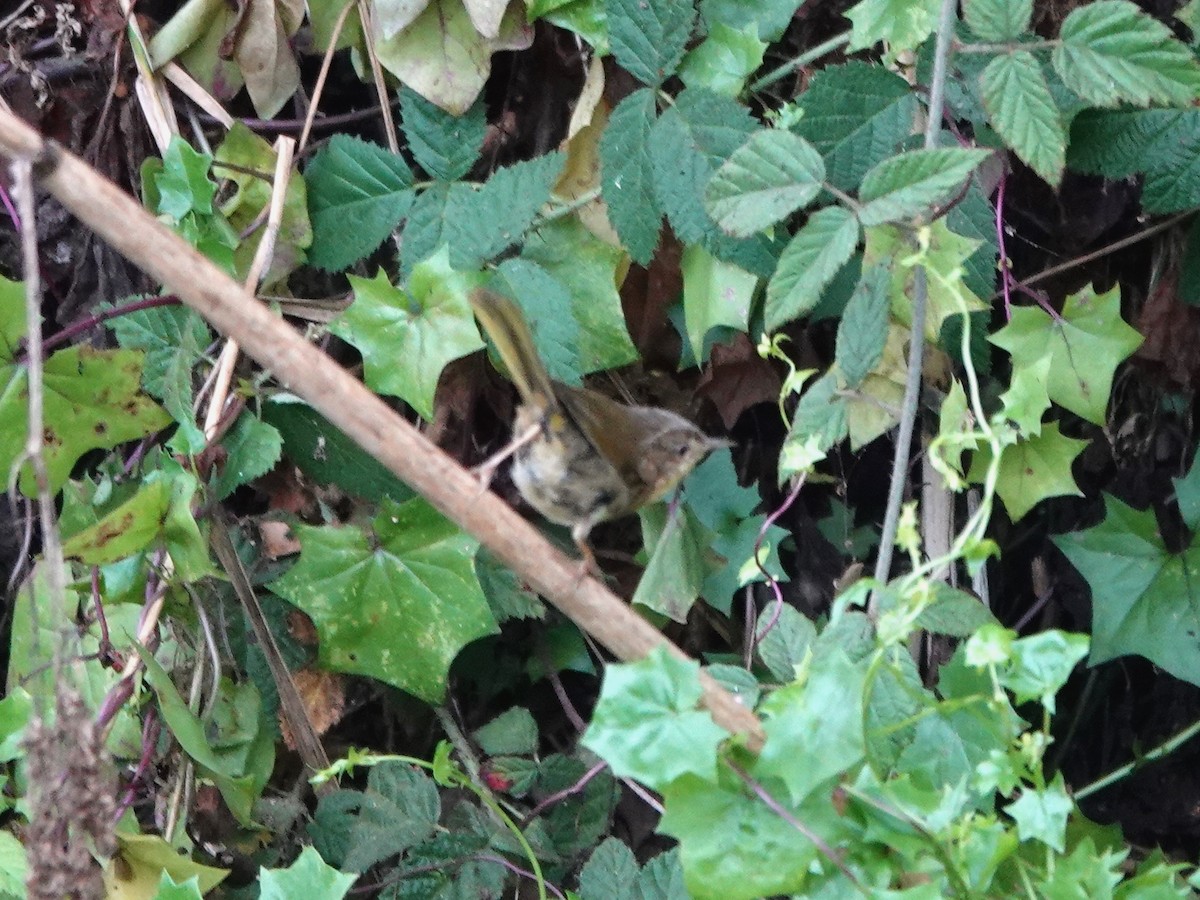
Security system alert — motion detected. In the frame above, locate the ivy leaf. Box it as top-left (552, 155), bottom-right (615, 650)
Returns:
top-left (756, 604), bottom-right (817, 682)
top-left (61, 479), bottom-right (170, 565)
top-left (1055, 494), bottom-right (1200, 686)
top-left (980, 51), bottom-right (1065, 187)
top-left (582, 647), bottom-right (729, 789)
top-left (680, 244), bottom-right (757, 363)
top-left (1002, 630), bottom-right (1089, 714)
top-left (704, 130), bottom-right (824, 238)
top-left (1173, 444), bottom-right (1200, 533)
top-left (969, 422), bottom-right (1088, 522)
top-left (1052, 0), bottom-right (1200, 108)
top-left (599, 88), bottom-right (662, 264)
top-left (758, 645), bottom-right (867, 803)
top-left (1003, 774), bottom-right (1073, 852)
top-left (764, 205), bottom-right (860, 330)
top-left (835, 264), bottom-right (890, 388)
top-left (605, 0), bottom-right (694, 86)
top-left (331, 250), bottom-right (484, 421)
top-left (305, 135), bottom-right (415, 270)
top-left (400, 87), bottom-right (486, 181)
top-left (259, 846), bottom-right (356, 900)
top-left (791, 61), bottom-right (918, 193)
top-left (989, 283), bottom-right (1142, 425)
top-left (155, 137), bottom-right (217, 219)
top-left (151, 872), bottom-right (205, 900)
top-left (845, 0), bottom-right (940, 55)
top-left (1068, 108), bottom-right (1200, 214)
top-left (269, 496), bottom-right (498, 702)
top-left (445, 151), bottom-right (565, 268)
top-left (963, 0), bottom-right (1031, 41)
top-left (857, 148), bottom-right (991, 226)
top-left (107, 834), bottom-right (228, 897)
top-left (0, 345), bottom-right (171, 496)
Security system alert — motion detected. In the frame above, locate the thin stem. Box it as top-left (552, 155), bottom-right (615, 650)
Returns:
top-left (29, 294), bottom-right (180, 360)
top-left (955, 39), bottom-right (1060, 54)
top-left (749, 31), bottom-right (852, 94)
top-left (1073, 712), bottom-right (1200, 801)
top-left (995, 171), bottom-right (1012, 320)
top-left (749, 473), bottom-right (807, 661)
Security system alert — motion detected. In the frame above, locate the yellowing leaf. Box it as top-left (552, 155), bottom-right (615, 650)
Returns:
top-left (969, 422), bottom-right (1087, 521)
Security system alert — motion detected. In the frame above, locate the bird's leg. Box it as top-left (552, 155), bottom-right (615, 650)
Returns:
top-left (571, 522), bottom-right (603, 580)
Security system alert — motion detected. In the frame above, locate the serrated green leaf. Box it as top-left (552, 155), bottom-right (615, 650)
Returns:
top-left (989, 283), bottom-right (1142, 425)
top-left (705, 129), bottom-right (824, 237)
top-left (109, 302), bottom-right (210, 451)
top-left (963, 0), bottom-right (1031, 41)
top-left (213, 413), bottom-right (283, 500)
top-left (1052, 0), bottom-right (1200, 108)
top-left (765, 205), bottom-right (860, 330)
top-left (400, 86), bottom-right (486, 181)
top-left (678, 21), bottom-right (766, 96)
top-left (1068, 108), bottom-right (1200, 213)
top-left (792, 61), bottom-right (919, 193)
top-left (342, 762), bottom-right (441, 872)
top-left (1004, 774), bottom-right (1073, 852)
top-left (981, 51), bottom-right (1065, 187)
top-left (0, 346), bottom-right (171, 495)
top-left (845, 0), bottom-right (940, 55)
top-left (606, 0), bottom-right (694, 86)
top-left (756, 604), bottom-right (816, 682)
top-left (599, 88), bottom-right (662, 264)
top-left (969, 422), bottom-right (1088, 521)
top-left (680, 243), bottom-right (756, 363)
top-left (269, 496), bottom-right (498, 702)
top-left (519, 217), bottom-right (639, 373)
top-left (579, 838), bottom-right (639, 900)
top-left (858, 148), bottom-right (991, 226)
top-left (917, 583), bottom-right (999, 637)
top-left (446, 152), bottom-right (565, 268)
top-left (399, 182), bottom-right (452, 274)
top-left (472, 707), bottom-right (538, 756)
top-left (1055, 493), bottom-right (1200, 685)
top-left (331, 251), bottom-right (484, 421)
top-left (305, 134), bottom-right (415, 270)
top-left (835, 264), bottom-right (889, 388)
top-left (492, 259), bottom-right (583, 386)
top-left (581, 647), bottom-right (729, 788)
top-left (259, 846), bottom-right (355, 900)
top-left (780, 372), bottom-right (848, 475)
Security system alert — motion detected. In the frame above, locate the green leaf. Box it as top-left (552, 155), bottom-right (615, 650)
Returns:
top-left (581, 646), bottom-right (730, 789)
top-left (845, 0), bottom-right (940, 55)
top-left (1052, 0), bottom-right (1200, 108)
top-left (519, 218), bottom-right (639, 373)
top-left (155, 137), bottom-right (218, 219)
top-left (259, 846), bottom-right (356, 900)
top-left (109, 303), bottom-right (209, 452)
top-left (263, 396), bottom-right (414, 501)
top-left (305, 135), bottom-right (415, 270)
top-left (492, 260), bottom-right (583, 385)
top-left (963, 0), bottom-right (1031, 40)
top-left (780, 372), bottom-right (848, 477)
top-left (704, 130), bottom-right (824, 237)
top-left (599, 88), bottom-right (662, 264)
top-left (268, 496), bottom-right (498, 702)
top-left (792, 61), bottom-right (919, 193)
top-left (999, 354), bottom-right (1052, 438)
top-left (633, 504), bottom-right (712, 623)
top-left (680, 244), bottom-right (756, 363)
top-left (701, 0), bottom-right (801, 42)
top-left (758, 645), bottom-right (867, 802)
top-left (1173, 444), bottom-right (1200, 532)
top-left (111, 834), bottom-right (229, 897)
top-left (579, 838), bottom-right (639, 900)
top-left (0, 346), bottom-right (171, 496)
top-left (835, 264), bottom-right (890, 388)
top-left (916, 583), bottom-right (999, 637)
top-left (331, 251), bottom-right (485, 421)
top-left (399, 182), bottom-right (453, 275)
top-left (445, 151), bottom-right (565, 268)
top-left (342, 762), bottom-right (441, 872)
top-left (152, 872), bottom-right (205, 900)
top-left (0, 830), bottom-right (26, 898)
top-left (400, 87), bottom-right (486, 181)
top-left (213, 413), bottom-right (283, 500)
top-left (678, 21), bottom-right (766, 96)
top-left (1004, 774), bottom-right (1073, 852)
top-left (472, 707), bottom-right (538, 756)
top-left (857, 148), bottom-right (991, 226)
top-left (980, 51), bottom-right (1065, 187)
top-left (605, 0), bottom-right (694, 86)
top-left (969, 422), bottom-right (1088, 522)
top-left (756, 604), bottom-right (816, 682)
top-left (1055, 494), bottom-right (1200, 685)
top-left (1068, 108), bottom-right (1200, 213)
top-left (61, 478), bottom-right (171, 564)
top-left (1002, 630), bottom-right (1089, 714)
top-left (989, 283), bottom-right (1142, 425)
top-left (764, 205), bottom-right (860, 330)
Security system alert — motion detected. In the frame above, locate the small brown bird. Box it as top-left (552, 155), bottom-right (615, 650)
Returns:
top-left (470, 289), bottom-right (727, 570)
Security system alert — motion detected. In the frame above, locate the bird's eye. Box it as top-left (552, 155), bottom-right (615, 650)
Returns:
top-left (676, 443), bottom-right (691, 457)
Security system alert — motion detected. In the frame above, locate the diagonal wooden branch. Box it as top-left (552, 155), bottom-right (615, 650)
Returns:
top-left (0, 108), bottom-right (767, 752)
